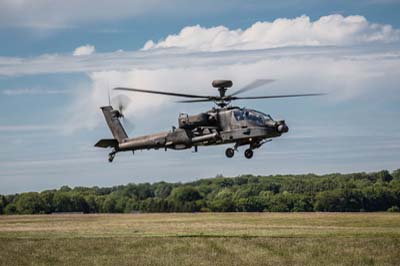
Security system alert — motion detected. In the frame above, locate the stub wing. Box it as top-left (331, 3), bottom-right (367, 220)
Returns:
top-left (94, 139), bottom-right (119, 148)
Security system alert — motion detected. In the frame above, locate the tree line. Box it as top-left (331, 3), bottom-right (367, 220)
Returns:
top-left (1, 169), bottom-right (400, 214)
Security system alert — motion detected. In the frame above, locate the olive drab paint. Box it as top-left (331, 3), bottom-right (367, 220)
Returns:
top-left (95, 79), bottom-right (322, 161)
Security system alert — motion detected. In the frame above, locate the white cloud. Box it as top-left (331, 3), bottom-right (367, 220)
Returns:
top-left (1, 45), bottom-right (400, 77)
top-left (60, 46), bottom-right (400, 132)
top-left (143, 15), bottom-right (400, 51)
top-left (73, 44), bottom-right (96, 56)
top-left (63, 70), bottom-right (170, 132)
top-left (0, 15), bottom-right (398, 133)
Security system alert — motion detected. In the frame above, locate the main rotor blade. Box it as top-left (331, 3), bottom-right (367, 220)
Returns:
top-left (114, 87), bottom-right (211, 99)
top-left (176, 98), bottom-right (215, 103)
top-left (229, 79), bottom-right (275, 97)
top-left (230, 93), bottom-right (325, 100)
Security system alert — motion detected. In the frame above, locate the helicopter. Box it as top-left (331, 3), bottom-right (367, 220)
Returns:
top-left (95, 79), bottom-right (323, 162)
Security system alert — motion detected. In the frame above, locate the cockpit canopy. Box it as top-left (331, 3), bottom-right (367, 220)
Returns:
top-left (233, 108), bottom-right (273, 125)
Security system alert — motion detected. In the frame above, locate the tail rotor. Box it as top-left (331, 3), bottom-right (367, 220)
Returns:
top-left (111, 94), bottom-right (135, 133)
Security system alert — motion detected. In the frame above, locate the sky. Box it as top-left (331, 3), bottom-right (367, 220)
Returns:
top-left (1, 0), bottom-right (400, 194)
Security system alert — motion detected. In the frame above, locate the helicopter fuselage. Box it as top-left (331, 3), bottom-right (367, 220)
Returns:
top-left (111, 106), bottom-right (288, 158)
top-left (96, 79), bottom-right (322, 161)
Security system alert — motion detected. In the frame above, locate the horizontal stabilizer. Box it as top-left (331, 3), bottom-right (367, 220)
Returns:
top-left (95, 139), bottom-right (119, 148)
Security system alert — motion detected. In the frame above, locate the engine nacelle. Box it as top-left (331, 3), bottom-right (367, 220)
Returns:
top-left (178, 113), bottom-right (209, 129)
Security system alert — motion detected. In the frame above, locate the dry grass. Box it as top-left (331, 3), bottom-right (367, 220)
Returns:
top-left (0, 213), bottom-right (399, 265)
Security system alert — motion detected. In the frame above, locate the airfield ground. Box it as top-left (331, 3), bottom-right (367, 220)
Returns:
top-left (0, 213), bottom-right (399, 266)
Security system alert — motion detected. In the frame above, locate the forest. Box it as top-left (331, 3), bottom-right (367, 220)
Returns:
top-left (1, 169), bottom-right (400, 214)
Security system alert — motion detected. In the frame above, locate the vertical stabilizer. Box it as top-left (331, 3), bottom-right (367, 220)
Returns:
top-left (100, 106), bottom-right (128, 143)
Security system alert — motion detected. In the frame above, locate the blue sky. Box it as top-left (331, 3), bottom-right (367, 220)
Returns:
top-left (1, 0), bottom-right (400, 194)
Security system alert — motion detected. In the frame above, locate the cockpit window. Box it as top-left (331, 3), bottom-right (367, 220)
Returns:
top-left (262, 113), bottom-right (272, 121)
top-left (252, 110), bottom-right (273, 121)
top-left (245, 111), bottom-right (264, 125)
top-left (233, 109), bottom-right (272, 125)
top-left (233, 110), bottom-right (245, 121)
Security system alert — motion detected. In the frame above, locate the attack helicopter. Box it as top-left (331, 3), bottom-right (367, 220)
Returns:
top-left (95, 79), bottom-right (323, 162)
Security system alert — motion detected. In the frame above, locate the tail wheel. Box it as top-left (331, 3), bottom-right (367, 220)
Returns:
top-left (108, 151), bottom-right (116, 163)
top-left (225, 148), bottom-right (235, 158)
top-left (244, 149), bottom-right (253, 159)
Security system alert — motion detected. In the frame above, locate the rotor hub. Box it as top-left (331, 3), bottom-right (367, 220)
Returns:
top-left (212, 80), bottom-right (233, 104)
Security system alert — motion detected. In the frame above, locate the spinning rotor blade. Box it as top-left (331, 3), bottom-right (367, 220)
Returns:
top-left (229, 79), bottom-right (275, 97)
top-left (111, 94), bottom-right (135, 132)
top-left (230, 93), bottom-right (325, 100)
top-left (113, 83), bottom-right (325, 107)
top-left (111, 94), bottom-right (131, 113)
top-left (114, 87), bottom-right (211, 99)
top-left (176, 98), bottom-right (215, 103)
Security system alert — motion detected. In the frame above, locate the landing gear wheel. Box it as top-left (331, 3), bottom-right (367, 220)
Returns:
top-left (108, 152), bottom-right (116, 163)
top-left (225, 148), bottom-right (235, 158)
top-left (244, 149), bottom-right (253, 159)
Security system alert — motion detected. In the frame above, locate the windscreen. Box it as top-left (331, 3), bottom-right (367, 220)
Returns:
top-left (233, 109), bottom-right (272, 125)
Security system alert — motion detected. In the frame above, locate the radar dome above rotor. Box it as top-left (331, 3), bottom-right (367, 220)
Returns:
top-left (212, 80), bottom-right (233, 88)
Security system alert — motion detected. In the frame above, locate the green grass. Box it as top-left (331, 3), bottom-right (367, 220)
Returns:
top-left (1, 213), bottom-right (400, 265)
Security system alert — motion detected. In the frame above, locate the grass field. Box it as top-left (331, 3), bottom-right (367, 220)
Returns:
top-left (0, 213), bottom-right (399, 266)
